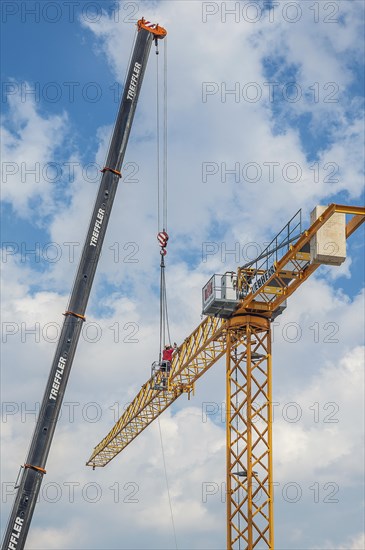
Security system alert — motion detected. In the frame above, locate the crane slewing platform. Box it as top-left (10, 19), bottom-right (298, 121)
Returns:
top-left (87, 203), bottom-right (364, 549)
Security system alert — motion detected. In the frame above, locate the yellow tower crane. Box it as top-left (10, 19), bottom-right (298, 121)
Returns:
top-left (86, 203), bottom-right (364, 549)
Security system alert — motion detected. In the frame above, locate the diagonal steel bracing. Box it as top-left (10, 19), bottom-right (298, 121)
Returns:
top-left (87, 315), bottom-right (227, 466)
top-left (226, 315), bottom-right (273, 549)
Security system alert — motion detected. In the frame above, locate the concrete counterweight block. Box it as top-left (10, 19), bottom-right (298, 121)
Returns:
top-left (310, 205), bottom-right (346, 265)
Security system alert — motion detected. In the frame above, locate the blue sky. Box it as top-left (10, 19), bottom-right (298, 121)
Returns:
top-left (1, 1), bottom-right (364, 549)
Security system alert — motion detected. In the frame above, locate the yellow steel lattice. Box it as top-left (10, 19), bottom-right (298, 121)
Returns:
top-left (226, 316), bottom-right (273, 549)
top-left (86, 204), bottom-right (364, 549)
top-left (87, 315), bottom-right (227, 466)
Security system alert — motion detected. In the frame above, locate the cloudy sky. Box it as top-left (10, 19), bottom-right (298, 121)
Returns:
top-left (1, 1), bottom-right (364, 549)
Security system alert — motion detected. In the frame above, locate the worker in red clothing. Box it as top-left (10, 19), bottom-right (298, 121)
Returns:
top-left (162, 344), bottom-right (174, 363)
top-left (160, 343), bottom-right (176, 388)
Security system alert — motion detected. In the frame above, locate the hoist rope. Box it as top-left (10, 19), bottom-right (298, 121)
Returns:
top-left (159, 256), bottom-right (164, 361)
top-left (157, 416), bottom-right (178, 549)
top-left (156, 43), bottom-right (161, 232)
top-left (156, 38), bottom-right (168, 233)
top-left (164, 281), bottom-right (171, 346)
top-left (163, 38), bottom-right (168, 232)
top-left (162, 258), bottom-right (171, 344)
top-left (154, 39), bottom-right (177, 548)
top-left (156, 37), bottom-right (171, 355)
top-left (158, 255), bottom-right (172, 360)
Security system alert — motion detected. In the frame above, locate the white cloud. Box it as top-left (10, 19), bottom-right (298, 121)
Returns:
top-left (274, 346), bottom-right (365, 483)
top-left (27, 522), bottom-right (83, 550)
top-left (316, 532), bottom-right (365, 550)
top-left (76, 1), bottom-right (365, 271)
top-left (1, 85), bottom-right (68, 219)
top-left (1, 2), bottom-right (364, 549)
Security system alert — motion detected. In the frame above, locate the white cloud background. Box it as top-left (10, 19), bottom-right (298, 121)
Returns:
top-left (1, 1), bottom-right (364, 549)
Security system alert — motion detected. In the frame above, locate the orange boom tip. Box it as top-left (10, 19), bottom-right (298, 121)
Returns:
top-left (137, 17), bottom-right (167, 38)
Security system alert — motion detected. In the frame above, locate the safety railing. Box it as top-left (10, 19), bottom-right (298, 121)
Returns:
top-left (238, 209), bottom-right (302, 296)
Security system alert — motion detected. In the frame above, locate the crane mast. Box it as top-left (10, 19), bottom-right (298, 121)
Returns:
top-left (2, 18), bottom-right (166, 550)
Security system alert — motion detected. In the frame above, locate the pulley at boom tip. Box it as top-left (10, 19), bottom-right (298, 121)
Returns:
top-left (138, 17), bottom-right (167, 39)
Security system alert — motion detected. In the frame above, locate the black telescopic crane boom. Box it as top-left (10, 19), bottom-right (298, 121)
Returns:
top-left (2, 19), bottom-right (166, 550)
